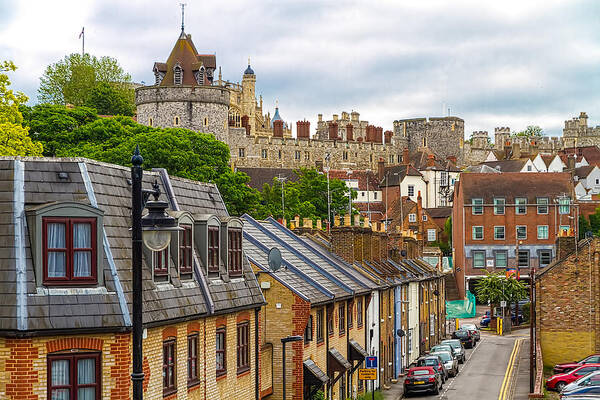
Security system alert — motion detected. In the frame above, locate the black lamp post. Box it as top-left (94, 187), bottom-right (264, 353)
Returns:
top-left (131, 146), bottom-right (181, 399)
top-left (281, 335), bottom-right (303, 400)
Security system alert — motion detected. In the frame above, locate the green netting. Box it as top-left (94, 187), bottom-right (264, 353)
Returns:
top-left (446, 290), bottom-right (476, 319)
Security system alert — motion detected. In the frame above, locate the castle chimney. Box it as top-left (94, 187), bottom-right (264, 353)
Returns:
top-left (567, 154), bottom-right (576, 170)
top-left (375, 127), bottom-right (383, 143)
top-left (296, 120), bottom-right (310, 139)
top-left (346, 124), bottom-right (354, 141)
top-left (273, 120), bottom-right (284, 137)
top-left (384, 130), bottom-right (393, 144)
top-left (512, 142), bottom-right (521, 159)
top-left (427, 154), bottom-right (435, 167)
top-left (402, 148), bottom-right (410, 165)
top-left (446, 155), bottom-right (457, 165)
top-left (378, 158), bottom-right (385, 180)
top-left (318, 114), bottom-right (323, 122)
top-left (328, 122), bottom-right (339, 140)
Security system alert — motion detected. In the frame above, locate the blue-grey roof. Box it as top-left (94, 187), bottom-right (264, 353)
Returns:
top-left (244, 64), bottom-right (254, 75)
top-left (270, 107), bottom-right (283, 128)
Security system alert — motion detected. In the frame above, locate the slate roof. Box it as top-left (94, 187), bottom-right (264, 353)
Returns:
top-left (574, 165), bottom-right (596, 179)
top-left (379, 165), bottom-right (422, 187)
top-left (237, 167), bottom-right (298, 190)
top-left (328, 170), bottom-right (381, 191)
top-left (477, 159), bottom-right (529, 172)
top-left (458, 172), bottom-right (574, 202)
top-left (155, 32), bottom-right (212, 86)
top-left (242, 215), bottom-right (376, 305)
top-left (1, 157), bottom-right (263, 336)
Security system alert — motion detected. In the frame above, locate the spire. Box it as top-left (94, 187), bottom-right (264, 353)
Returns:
top-left (180, 3), bottom-right (186, 32)
top-left (244, 56), bottom-right (255, 75)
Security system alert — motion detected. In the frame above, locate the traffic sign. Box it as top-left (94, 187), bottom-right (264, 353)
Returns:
top-left (366, 356), bottom-right (377, 368)
top-left (500, 301), bottom-right (507, 308)
top-left (358, 368), bottom-right (377, 380)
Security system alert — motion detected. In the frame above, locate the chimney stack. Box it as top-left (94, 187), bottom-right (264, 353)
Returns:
top-left (346, 124), bottom-right (354, 141)
top-left (446, 155), bottom-right (457, 165)
top-left (273, 120), bottom-right (284, 137)
top-left (328, 122), bottom-right (339, 140)
top-left (378, 159), bottom-right (385, 181)
top-left (296, 120), bottom-right (310, 139)
top-left (384, 130), bottom-right (393, 144)
top-left (427, 154), bottom-right (435, 167)
top-left (402, 148), bottom-right (410, 165)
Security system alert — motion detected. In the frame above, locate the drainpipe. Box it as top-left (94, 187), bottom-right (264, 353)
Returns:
top-left (326, 305), bottom-right (331, 400)
top-left (378, 290), bottom-right (383, 390)
top-left (255, 307), bottom-right (260, 400)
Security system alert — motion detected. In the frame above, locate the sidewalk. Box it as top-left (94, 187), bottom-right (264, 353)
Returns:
top-left (510, 334), bottom-right (531, 400)
top-left (382, 379), bottom-right (404, 400)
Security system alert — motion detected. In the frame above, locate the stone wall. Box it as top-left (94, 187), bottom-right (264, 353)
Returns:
top-left (136, 86), bottom-right (230, 143)
top-left (393, 117), bottom-right (464, 161)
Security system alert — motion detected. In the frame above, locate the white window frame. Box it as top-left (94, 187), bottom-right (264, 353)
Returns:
top-left (516, 225), bottom-right (527, 240)
top-left (422, 214), bottom-right (428, 221)
top-left (494, 226), bottom-right (505, 240)
top-left (537, 197), bottom-right (549, 214)
top-left (472, 250), bottom-right (485, 268)
top-left (408, 213), bottom-right (416, 223)
top-left (472, 226), bottom-right (484, 240)
top-left (537, 225), bottom-right (549, 240)
top-left (515, 197), bottom-right (527, 215)
top-left (427, 229), bottom-right (436, 242)
top-left (472, 198), bottom-right (483, 215)
top-left (493, 198), bottom-right (505, 215)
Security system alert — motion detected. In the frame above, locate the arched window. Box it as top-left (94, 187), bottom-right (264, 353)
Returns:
top-left (174, 63), bottom-right (183, 85)
top-left (174, 116), bottom-right (180, 126)
top-left (149, 118), bottom-right (153, 127)
top-left (204, 117), bottom-right (209, 127)
top-left (196, 66), bottom-right (205, 85)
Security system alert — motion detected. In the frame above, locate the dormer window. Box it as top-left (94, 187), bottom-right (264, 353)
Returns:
top-left (208, 227), bottom-right (219, 273)
top-left (179, 225), bottom-right (193, 275)
top-left (196, 66), bottom-right (205, 85)
top-left (153, 248), bottom-right (169, 280)
top-left (43, 217), bottom-right (97, 285)
top-left (228, 228), bottom-right (242, 276)
top-left (174, 63), bottom-right (183, 85)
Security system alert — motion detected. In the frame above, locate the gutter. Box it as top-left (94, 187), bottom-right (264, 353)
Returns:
top-left (14, 159), bottom-right (27, 331)
top-left (154, 168), bottom-right (215, 314)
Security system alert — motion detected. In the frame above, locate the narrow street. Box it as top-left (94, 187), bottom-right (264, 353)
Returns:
top-left (386, 330), bottom-right (530, 400)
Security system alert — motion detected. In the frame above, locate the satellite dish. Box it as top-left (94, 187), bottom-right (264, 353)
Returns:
top-left (396, 329), bottom-right (405, 337)
top-left (268, 247), bottom-right (282, 272)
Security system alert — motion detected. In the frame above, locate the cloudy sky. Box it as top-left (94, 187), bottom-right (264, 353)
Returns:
top-left (1, 0), bottom-right (599, 137)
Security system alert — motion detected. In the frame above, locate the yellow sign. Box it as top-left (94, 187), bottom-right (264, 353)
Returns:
top-left (358, 368), bottom-right (377, 380)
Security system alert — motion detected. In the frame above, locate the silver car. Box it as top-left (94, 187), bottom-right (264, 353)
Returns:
top-left (461, 323), bottom-right (481, 342)
top-left (441, 339), bottom-right (466, 364)
top-left (563, 370), bottom-right (600, 393)
top-left (433, 351), bottom-right (459, 377)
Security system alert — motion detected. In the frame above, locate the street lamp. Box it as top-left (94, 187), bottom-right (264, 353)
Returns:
top-left (131, 145), bottom-right (182, 400)
top-left (281, 335), bottom-right (303, 400)
top-left (346, 170), bottom-right (353, 216)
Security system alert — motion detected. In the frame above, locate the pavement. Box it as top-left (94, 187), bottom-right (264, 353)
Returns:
top-left (383, 307), bottom-right (531, 400)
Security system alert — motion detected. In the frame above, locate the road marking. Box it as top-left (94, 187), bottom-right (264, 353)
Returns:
top-left (438, 337), bottom-right (486, 398)
top-left (498, 338), bottom-right (523, 400)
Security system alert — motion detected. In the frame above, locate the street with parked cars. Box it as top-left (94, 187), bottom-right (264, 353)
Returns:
top-left (546, 354), bottom-right (600, 399)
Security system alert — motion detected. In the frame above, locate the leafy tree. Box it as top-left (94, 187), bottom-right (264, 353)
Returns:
top-left (0, 61), bottom-right (43, 156)
top-left (25, 107), bottom-right (261, 215)
top-left (257, 168), bottom-right (353, 222)
top-left (589, 207), bottom-right (600, 235)
top-left (474, 272), bottom-right (528, 316)
top-left (38, 53), bottom-right (133, 110)
top-left (86, 82), bottom-right (134, 116)
top-left (513, 125), bottom-right (543, 138)
top-left (579, 214), bottom-right (592, 239)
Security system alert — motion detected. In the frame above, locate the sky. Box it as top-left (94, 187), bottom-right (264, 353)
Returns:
top-left (1, 0), bottom-right (599, 137)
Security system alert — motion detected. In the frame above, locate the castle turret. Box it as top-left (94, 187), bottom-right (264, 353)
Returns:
top-left (241, 59), bottom-right (257, 135)
top-left (494, 127), bottom-right (511, 149)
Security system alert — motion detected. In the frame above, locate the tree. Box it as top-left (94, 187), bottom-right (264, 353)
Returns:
top-left (25, 107), bottom-right (260, 215)
top-left (513, 125), bottom-right (543, 138)
top-left (86, 82), bottom-right (135, 116)
top-left (579, 214), bottom-right (592, 239)
top-left (474, 272), bottom-right (528, 316)
top-left (589, 207), bottom-right (600, 236)
top-left (257, 168), bottom-right (353, 222)
top-left (38, 53), bottom-right (133, 110)
top-left (0, 61), bottom-right (43, 156)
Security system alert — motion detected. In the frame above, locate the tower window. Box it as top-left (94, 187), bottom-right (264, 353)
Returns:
top-left (204, 117), bottom-right (209, 127)
top-left (149, 118), bottom-right (153, 127)
top-left (197, 66), bottom-right (205, 85)
top-left (261, 149), bottom-right (268, 159)
top-left (174, 116), bottom-right (180, 127)
top-left (238, 148), bottom-right (245, 158)
top-left (423, 137), bottom-right (427, 147)
top-left (174, 63), bottom-right (183, 85)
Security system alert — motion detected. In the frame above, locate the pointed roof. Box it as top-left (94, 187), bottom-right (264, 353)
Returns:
top-left (155, 32), bottom-right (213, 86)
top-left (270, 107), bottom-right (283, 127)
top-left (244, 64), bottom-right (255, 75)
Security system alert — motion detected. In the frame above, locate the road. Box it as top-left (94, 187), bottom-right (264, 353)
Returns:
top-left (403, 332), bottom-right (525, 400)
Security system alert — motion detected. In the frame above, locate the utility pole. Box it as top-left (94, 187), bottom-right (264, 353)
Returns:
top-left (347, 170), bottom-right (353, 216)
top-left (79, 27), bottom-right (85, 55)
top-left (277, 175), bottom-right (286, 221)
top-left (325, 153), bottom-right (331, 233)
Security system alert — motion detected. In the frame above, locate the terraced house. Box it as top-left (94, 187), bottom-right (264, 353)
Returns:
top-left (0, 157), bottom-right (264, 400)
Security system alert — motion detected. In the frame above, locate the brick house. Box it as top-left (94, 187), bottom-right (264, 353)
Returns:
top-left (0, 157), bottom-right (264, 400)
top-left (242, 215), bottom-right (375, 400)
top-left (535, 237), bottom-right (600, 367)
top-left (388, 194), bottom-right (444, 249)
top-left (452, 172), bottom-right (576, 299)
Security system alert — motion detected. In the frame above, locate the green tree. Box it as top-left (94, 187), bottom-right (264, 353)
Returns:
top-left (38, 53), bottom-right (133, 110)
top-left (513, 125), bottom-right (543, 138)
top-left (257, 168), bottom-right (353, 222)
top-left (0, 61), bottom-right (43, 156)
top-left (474, 272), bottom-right (528, 315)
top-left (86, 82), bottom-right (135, 116)
top-left (589, 207), bottom-right (600, 235)
top-left (579, 214), bottom-right (592, 239)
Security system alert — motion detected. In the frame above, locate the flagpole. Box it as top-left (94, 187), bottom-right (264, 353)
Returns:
top-left (80, 27), bottom-right (85, 56)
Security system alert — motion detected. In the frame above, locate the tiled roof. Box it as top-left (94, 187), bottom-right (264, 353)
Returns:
top-left (574, 165), bottom-right (596, 179)
top-left (0, 157), bottom-right (263, 336)
top-left (156, 32), bottom-right (211, 86)
top-left (458, 172), bottom-right (574, 201)
top-left (477, 159), bottom-right (528, 172)
top-left (379, 165), bottom-right (422, 187)
top-left (559, 146), bottom-right (600, 165)
top-left (425, 207), bottom-right (452, 219)
top-left (328, 170), bottom-right (381, 191)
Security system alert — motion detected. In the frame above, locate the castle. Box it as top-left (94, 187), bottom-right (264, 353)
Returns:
top-left (461, 112), bottom-right (600, 165)
top-left (135, 29), bottom-right (465, 170)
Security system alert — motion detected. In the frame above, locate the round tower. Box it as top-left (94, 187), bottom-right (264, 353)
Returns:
top-left (241, 59), bottom-right (257, 135)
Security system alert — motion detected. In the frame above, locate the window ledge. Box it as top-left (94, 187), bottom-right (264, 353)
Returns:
top-left (237, 367), bottom-right (250, 377)
top-left (34, 286), bottom-right (107, 296)
top-left (187, 380), bottom-right (200, 390)
top-left (163, 388), bottom-right (177, 398)
top-left (216, 372), bottom-right (227, 381)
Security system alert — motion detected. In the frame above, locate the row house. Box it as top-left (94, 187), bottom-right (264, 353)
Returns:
top-left (242, 215), bottom-right (376, 400)
top-left (327, 169), bottom-right (386, 223)
top-left (0, 157), bottom-right (264, 400)
top-left (452, 172), bottom-right (576, 299)
top-left (387, 193), bottom-right (445, 250)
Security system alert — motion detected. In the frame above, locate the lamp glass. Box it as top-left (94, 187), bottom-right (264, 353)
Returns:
top-left (142, 230), bottom-right (171, 252)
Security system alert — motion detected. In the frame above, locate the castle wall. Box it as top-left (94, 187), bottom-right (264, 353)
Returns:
top-left (136, 86), bottom-right (230, 142)
top-left (393, 117), bottom-right (464, 161)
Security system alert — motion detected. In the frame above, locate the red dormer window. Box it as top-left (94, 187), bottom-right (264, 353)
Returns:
top-left (208, 227), bottom-right (219, 273)
top-left (43, 217), bottom-right (97, 285)
top-left (228, 228), bottom-right (242, 276)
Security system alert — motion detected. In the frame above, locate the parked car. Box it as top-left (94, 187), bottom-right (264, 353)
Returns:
top-left (560, 386), bottom-right (600, 399)
top-left (563, 371), bottom-right (600, 393)
top-left (460, 323), bottom-right (481, 341)
top-left (441, 339), bottom-right (466, 364)
top-left (555, 355), bottom-right (600, 374)
top-left (417, 354), bottom-right (448, 382)
top-left (430, 344), bottom-right (458, 360)
top-left (432, 351), bottom-right (459, 377)
top-left (452, 329), bottom-right (475, 349)
top-left (480, 311), bottom-right (491, 328)
top-left (546, 364), bottom-right (600, 392)
top-left (404, 366), bottom-right (443, 396)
